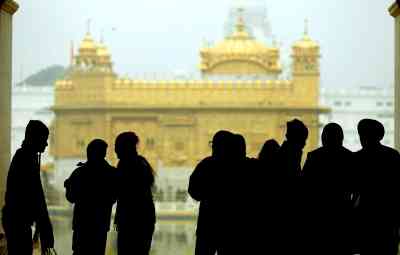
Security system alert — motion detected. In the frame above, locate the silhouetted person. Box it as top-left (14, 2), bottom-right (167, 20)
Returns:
top-left (64, 139), bottom-right (117, 255)
top-left (2, 120), bottom-right (54, 255)
top-left (115, 132), bottom-right (156, 255)
top-left (354, 119), bottom-right (400, 255)
top-left (302, 123), bottom-right (354, 254)
top-left (189, 130), bottom-right (235, 255)
top-left (258, 139), bottom-right (280, 163)
top-left (274, 119), bottom-right (308, 253)
top-left (258, 139), bottom-right (280, 175)
top-left (277, 119), bottom-right (308, 177)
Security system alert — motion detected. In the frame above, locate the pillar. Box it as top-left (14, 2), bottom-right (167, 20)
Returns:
top-left (390, 1), bottom-right (400, 150)
top-left (0, 0), bottom-right (18, 207)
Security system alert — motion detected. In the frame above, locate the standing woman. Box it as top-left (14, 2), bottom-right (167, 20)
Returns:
top-left (114, 132), bottom-right (156, 255)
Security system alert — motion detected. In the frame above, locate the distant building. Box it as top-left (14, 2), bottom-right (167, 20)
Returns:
top-left (320, 86), bottom-right (395, 151)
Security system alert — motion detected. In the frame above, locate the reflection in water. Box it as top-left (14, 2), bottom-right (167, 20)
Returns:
top-left (52, 217), bottom-right (196, 255)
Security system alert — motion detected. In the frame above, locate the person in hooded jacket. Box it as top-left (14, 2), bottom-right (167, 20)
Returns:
top-left (64, 139), bottom-right (117, 255)
top-left (2, 120), bottom-right (54, 255)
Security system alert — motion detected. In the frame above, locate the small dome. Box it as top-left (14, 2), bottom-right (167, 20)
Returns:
top-left (293, 20), bottom-right (319, 49)
top-left (79, 33), bottom-right (97, 50)
top-left (202, 17), bottom-right (272, 55)
top-left (96, 42), bottom-right (111, 56)
top-left (293, 34), bottom-right (319, 49)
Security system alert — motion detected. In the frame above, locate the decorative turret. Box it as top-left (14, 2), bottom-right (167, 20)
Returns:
top-left (71, 27), bottom-right (113, 73)
top-left (291, 19), bottom-right (320, 76)
top-left (291, 19), bottom-right (321, 106)
top-left (200, 8), bottom-right (281, 78)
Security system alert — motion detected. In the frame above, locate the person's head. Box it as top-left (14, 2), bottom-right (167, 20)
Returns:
top-left (23, 120), bottom-right (49, 153)
top-left (115, 132), bottom-right (139, 160)
top-left (233, 134), bottom-right (247, 158)
top-left (285, 119), bottom-right (308, 149)
top-left (357, 119), bottom-right (384, 148)
top-left (86, 139), bottom-right (108, 162)
top-left (321, 123), bottom-right (344, 148)
top-left (211, 130), bottom-right (234, 158)
top-left (258, 139), bottom-right (280, 160)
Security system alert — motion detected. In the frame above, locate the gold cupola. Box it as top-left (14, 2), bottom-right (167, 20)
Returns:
top-left (200, 8), bottom-right (281, 76)
top-left (293, 20), bottom-right (319, 50)
top-left (292, 19), bottom-right (321, 75)
top-left (78, 32), bottom-right (98, 56)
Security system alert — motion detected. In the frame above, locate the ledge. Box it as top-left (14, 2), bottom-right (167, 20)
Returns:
top-left (389, 1), bottom-right (400, 18)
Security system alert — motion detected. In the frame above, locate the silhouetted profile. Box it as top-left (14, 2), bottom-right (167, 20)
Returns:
top-left (277, 119), bottom-right (308, 177)
top-left (354, 119), bottom-right (400, 255)
top-left (188, 130), bottom-right (235, 255)
top-left (114, 132), bottom-right (156, 255)
top-left (64, 139), bottom-right (117, 255)
top-left (274, 119), bottom-right (308, 253)
top-left (302, 123), bottom-right (354, 254)
top-left (258, 139), bottom-right (280, 163)
top-left (2, 120), bottom-right (54, 255)
top-left (258, 139), bottom-right (280, 174)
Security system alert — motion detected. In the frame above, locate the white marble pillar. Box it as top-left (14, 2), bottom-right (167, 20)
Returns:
top-left (390, 2), bottom-right (400, 150)
top-left (0, 1), bottom-right (18, 208)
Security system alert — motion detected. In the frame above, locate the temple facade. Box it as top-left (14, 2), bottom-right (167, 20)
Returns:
top-left (51, 15), bottom-right (328, 204)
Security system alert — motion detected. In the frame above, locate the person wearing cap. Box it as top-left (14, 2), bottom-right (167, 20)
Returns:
top-left (64, 139), bottom-right (117, 255)
top-left (354, 119), bottom-right (400, 255)
top-left (2, 120), bottom-right (54, 255)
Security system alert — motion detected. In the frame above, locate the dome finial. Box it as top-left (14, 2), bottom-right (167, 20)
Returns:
top-left (86, 18), bottom-right (92, 35)
top-left (70, 40), bottom-right (74, 66)
top-left (304, 18), bottom-right (309, 36)
top-left (235, 6), bottom-right (246, 32)
top-left (100, 28), bottom-right (104, 43)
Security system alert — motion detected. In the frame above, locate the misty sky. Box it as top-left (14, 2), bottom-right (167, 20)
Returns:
top-left (13, 0), bottom-right (394, 88)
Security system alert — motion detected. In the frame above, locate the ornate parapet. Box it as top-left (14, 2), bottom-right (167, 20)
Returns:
top-left (54, 75), bottom-right (324, 109)
top-left (109, 78), bottom-right (297, 108)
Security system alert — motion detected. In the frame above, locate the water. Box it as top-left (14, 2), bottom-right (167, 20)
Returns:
top-left (52, 217), bottom-right (197, 255)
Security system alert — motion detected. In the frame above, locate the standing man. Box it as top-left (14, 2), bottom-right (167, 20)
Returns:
top-left (2, 120), bottom-right (55, 255)
top-left (188, 130), bottom-right (234, 255)
top-left (354, 119), bottom-right (400, 255)
top-left (274, 119), bottom-right (308, 254)
top-left (64, 139), bottom-right (117, 255)
top-left (302, 123), bottom-right (354, 254)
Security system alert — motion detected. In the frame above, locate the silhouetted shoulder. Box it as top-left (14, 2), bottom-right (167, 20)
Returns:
top-left (188, 157), bottom-right (213, 202)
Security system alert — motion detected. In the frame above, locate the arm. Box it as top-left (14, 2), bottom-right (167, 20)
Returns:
top-left (36, 170), bottom-right (54, 249)
top-left (64, 168), bottom-right (81, 203)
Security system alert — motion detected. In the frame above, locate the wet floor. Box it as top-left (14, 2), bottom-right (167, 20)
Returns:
top-left (51, 217), bottom-right (196, 255)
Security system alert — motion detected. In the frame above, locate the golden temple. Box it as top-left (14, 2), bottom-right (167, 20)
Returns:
top-left (51, 16), bottom-right (328, 169)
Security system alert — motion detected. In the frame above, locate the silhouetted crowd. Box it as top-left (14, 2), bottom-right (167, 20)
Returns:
top-left (2, 118), bottom-right (400, 255)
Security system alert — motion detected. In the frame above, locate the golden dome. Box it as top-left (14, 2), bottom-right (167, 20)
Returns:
top-left (293, 34), bottom-right (319, 49)
top-left (201, 17), bottom-right (272, 55)
top-left (200, 15), bottom-right (281, 75)
top-left (79, 33), bottom-right (97, 50)
top-left (293, 19), bottom-right (319, 49)
top-left (96, 42), bottom-right (111, 56)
